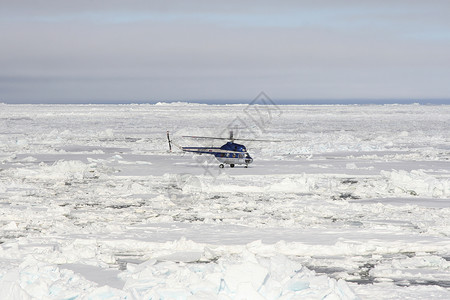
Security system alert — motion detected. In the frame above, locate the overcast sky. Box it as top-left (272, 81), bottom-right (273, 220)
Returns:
top-left (1, 1), bottom-right (450, 103)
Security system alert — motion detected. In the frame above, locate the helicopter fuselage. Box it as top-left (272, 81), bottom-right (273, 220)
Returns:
top-left (167, 131), bottom-right (258, 168)
top-left (182, 142), bottom-right (253, 168)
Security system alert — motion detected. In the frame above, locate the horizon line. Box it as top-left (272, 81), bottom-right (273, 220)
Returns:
top-left (2, 99), bottom-right (450, 105)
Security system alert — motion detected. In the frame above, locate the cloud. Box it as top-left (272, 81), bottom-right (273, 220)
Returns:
top-left (1, 1), bottom-right (450, 102)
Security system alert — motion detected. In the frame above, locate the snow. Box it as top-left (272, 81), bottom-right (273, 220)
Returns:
top-left (0, 103), bottom-right (449, 299)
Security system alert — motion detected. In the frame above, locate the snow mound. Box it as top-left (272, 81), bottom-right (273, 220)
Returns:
top-left (0, 256), bottom-right (124, 299)
top-left (12, 160), bottom-right (100, 181)
top-left (0, 252), bottom-right (358, 299)
top-left (120, 251), bottom-right (358, 299)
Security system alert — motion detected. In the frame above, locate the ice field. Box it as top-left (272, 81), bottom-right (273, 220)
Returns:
top-left (0, 103), bottom-right (449, 299)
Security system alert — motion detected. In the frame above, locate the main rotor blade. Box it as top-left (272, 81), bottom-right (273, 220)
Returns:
top-left (232, 138), bottom-right (282, 142)
top-left (182, 135), bottom-right (281, 142)
top-left (182, 135), bottom-right (231, 140)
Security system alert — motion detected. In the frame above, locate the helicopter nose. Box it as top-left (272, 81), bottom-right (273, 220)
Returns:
top-left (245, 157), bottom-right (253, 164)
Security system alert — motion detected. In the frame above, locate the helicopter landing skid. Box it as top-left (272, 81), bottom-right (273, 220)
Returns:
top-left (219, 163), bottom-right (248, 168)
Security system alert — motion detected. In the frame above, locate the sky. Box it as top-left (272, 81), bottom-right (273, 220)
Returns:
top-left (1, 0), bottom-right (450, 104)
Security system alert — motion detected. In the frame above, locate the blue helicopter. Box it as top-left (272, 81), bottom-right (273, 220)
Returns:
top-left (166, 131), bottom-right (275, 168)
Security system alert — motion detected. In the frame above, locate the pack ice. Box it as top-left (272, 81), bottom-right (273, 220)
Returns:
top-left (0, 103), bottom-right (449, 299)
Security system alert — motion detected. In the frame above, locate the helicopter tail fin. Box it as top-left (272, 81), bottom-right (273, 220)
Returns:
top-left (166, 131), bottom-right (172, 152)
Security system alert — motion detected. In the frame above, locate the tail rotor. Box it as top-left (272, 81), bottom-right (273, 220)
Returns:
top-left (167, 131), bottom-right (172, 152)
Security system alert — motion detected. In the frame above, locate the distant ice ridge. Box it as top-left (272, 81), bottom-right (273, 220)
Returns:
top-left (199, 169), bottom-right (449, 199)
top-left (155, 101), bottom-right (208, 106)
top-left (382, 170), bottom-right (449, 198)
top-left (0, 248), bottom-right (358, 300)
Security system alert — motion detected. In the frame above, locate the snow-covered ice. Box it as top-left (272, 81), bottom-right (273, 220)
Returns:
top-left (0, 103), bottom-right (449, 299)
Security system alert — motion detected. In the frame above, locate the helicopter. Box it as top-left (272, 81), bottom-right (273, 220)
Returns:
top-left (166, 130), bottom-right (276, 168)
